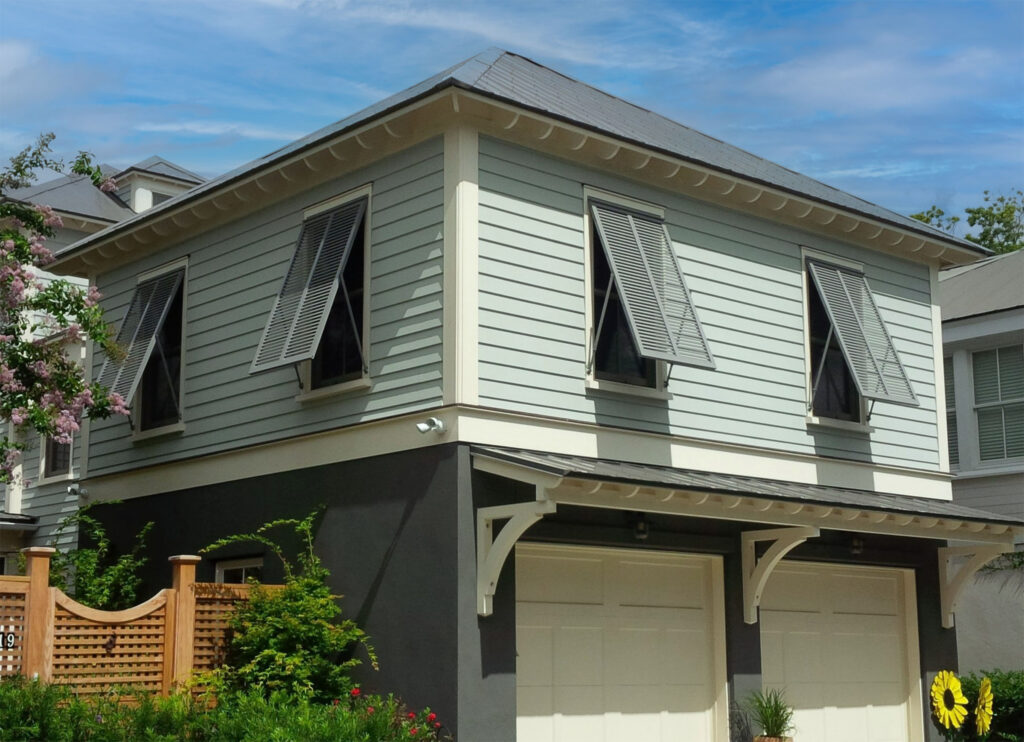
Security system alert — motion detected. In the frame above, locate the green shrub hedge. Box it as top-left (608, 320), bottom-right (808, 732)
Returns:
top-left (0, 678), bottom-right (449, 742)
top-left (960, 670), bottom-right (1024, 742)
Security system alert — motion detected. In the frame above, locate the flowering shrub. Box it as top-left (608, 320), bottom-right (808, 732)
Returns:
top-left (1, 133), bottom-right (127, 483)
top-left (0, 677), bottom-right (452, 741)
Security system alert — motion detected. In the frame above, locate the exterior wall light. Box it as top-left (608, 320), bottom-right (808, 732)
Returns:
top-left (416, 417), bottom-right (445, 434)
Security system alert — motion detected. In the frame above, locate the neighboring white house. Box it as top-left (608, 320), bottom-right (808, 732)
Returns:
top-left (0, 158), bottom-right (202, 572)
top-left (939, 249), bottom-right (1024, 672)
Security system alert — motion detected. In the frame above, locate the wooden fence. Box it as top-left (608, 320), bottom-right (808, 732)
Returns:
top-left (0, 547), bottom-right (268, 695)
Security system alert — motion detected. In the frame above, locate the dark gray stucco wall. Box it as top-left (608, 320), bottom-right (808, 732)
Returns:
top-left (92, 445), bottom-right (462, 733)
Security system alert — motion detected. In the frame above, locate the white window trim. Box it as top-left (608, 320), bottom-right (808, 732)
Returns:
top-left (37, 339), bottom-right (84, 483)
top-left (295, 184), bottom-right (373, 397)
top-left (800, 246), bottom-right (868, 428)
top-left (37, 434), bottom-right (74, 485)
top-left (132, 256), bottom-right (189, 441)
top-left (582, 186), bottom-right (670, 396)
top-left (215, 556), bottom-right (264, 584)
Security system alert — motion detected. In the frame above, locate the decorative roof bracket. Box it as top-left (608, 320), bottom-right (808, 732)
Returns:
top-left (742, 525), bottom-right (819, 624)
top-left (938, 544), bottom-right (1012, 629)
top-left (477, 487), bottom-right (557, 617)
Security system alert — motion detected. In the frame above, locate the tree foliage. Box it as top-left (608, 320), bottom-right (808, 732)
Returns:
top-left (199, 512), bottom-right (377, 702)
top-left (0, 134), bottom-right (128, 483)
top-left (913, 190), bottom-right (1024, 254)
top-left (46, 502), bottom-right (153, 610)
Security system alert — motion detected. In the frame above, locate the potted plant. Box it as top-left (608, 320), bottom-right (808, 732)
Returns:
top-left (746, 688), bottom-right (795, 742)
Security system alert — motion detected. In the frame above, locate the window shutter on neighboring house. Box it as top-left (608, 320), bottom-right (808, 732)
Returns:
top-left (590, 202), bottom-right (714, 369)
top-left (807, 260), bottom-right (918, 406)
top-left (97, 268), bottom-right (185, 404)
top-left (250, 198), bottom-right (367, 373)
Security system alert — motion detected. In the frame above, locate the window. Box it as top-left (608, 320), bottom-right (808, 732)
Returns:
top-left (41, 435), bottom-right (72, 479)
top-left (251, 190), bottom-right (369, 391)
top-left (972, 344), bottom-right (1024, 461)
top-left (96, 263), bottom-right (186, 433)
top-left (805, 258), bottom-right (918, 422)
top-left (586, 195), bottom-right (714, 390)
top-left (944, 357), bottom-right (959, 467)
top-left (151, 192), bottom-right (171, 206)
top-left (215, 557), bottom-right (263, 584)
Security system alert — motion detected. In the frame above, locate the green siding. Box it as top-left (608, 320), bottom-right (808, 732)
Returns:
top-left (477, 136), bottom-right (940, 470)
top-left (86, 139), bottom-right (445, 477)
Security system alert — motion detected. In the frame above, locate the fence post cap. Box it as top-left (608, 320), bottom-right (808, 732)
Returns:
top-left (168, 555), bottom-right (202, 564)
top-left (21, 546), bottom-right (56, 556)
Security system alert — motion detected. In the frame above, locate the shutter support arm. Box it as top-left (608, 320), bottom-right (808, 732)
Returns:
top-left (938, 544), bottom-right (1012, 629)
top-left (477, 488), bottom-right (557, 617)
top-left (742, 526), bottom-right (819, 624)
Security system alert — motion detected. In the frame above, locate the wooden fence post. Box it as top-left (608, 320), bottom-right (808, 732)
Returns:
top-left (169, 555), bottom-right (201, 689)
top-left (22, 547), bottom-right (55, 682)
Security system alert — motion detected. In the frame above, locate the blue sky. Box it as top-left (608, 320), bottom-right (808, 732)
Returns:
top-left (1, 0), bottom-right (1021, 227)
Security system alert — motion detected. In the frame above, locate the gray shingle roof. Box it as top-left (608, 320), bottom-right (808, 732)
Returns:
top-left (473, 445), bottom-right (1024, 526)
top-left (939, 249), bottom-right (1024, 322)
top-left (7, 173), bottom-right (134, 223)
top-left (118, 156), bottom-right (204, 184)
top-left (55, 48), bottom-right (986, 260)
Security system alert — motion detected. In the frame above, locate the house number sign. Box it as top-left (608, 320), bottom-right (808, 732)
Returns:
top-left (0, 630), bottom-right (15, 650)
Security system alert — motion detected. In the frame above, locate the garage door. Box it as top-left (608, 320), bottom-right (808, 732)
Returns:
top-left (516, 544), bottom-right (728, 742)
top-left (760, 562), bottom-right (923, 742)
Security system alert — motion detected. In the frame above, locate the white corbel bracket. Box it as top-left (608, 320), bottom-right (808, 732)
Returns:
top-left (938, 544), bottom-right (1012, 629)
top-left (477, 490), bottom-right (557, 617)
top-left (742, 526), bottom-right (819, 624)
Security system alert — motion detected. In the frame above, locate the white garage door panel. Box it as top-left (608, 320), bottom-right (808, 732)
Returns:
top-left (760, 563), bottom-right (922, 742)
top-left (516, 545), bottom-right (726, 742)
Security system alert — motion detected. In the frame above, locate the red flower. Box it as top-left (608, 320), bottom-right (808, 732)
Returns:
top-left (350, 687), bottom-right (361, 697)
top-left (427, 712), bottom-right (436, 722)
top-left (367, 706), bottom-right (375, 714)
top-left (408, 712), bottom-right (416, 719)
top-left (332, 699), bottom-right (340, 706)
top-left (434, 722), bottom-right (441, 729)
top-left (410, 728), bottom-right (418, 736)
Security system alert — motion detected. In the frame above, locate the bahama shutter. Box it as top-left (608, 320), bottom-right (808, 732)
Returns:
top-left (250, 198), bottom-right (366, 373)
top-left (590, 201), bottom-right (715, 368)
top-left (96, 268), bottom-right (185, 404)
top-left (807, 259), bottom-right (918, 406)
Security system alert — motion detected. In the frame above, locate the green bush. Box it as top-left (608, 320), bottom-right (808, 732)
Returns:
top-left (198, 512), bottom-right (376, 703)
top-left (960, 670), bottom-right (1024, 742)
top-left (0, 678), bottom-right (449, 741)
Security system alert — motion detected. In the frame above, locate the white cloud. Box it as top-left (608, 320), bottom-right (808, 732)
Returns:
top-left (136, 121), bottom-right (307, 141)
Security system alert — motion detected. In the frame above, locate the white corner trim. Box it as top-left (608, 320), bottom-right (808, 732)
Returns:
top-left (741, 526), bottom-right (819, 624)
top-left (443, 125), bottom-right (480, 406)
top-left (931, 265), bottom-right (951, 473)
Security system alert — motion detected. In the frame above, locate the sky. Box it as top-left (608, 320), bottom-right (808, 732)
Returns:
top-left (1, 0), bottom-right (1021, 228)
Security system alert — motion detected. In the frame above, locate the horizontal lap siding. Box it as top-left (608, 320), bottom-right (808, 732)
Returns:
top-left (477, 136), bottom-right (939, 470)
top-left (87, 139), bottom-right (444, 476)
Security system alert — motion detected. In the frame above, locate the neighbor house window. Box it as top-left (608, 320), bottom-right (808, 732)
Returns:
top-left (945, 357), bottom-right (959, 467)
top-left (42, 435), bottom-right (72, 479)
top-left (215, 557), bottom-right (264, 584)
top-left (96, 262), bottom-right (186, 433)
top-left (805, 258), bottom-right (918, 422)
top-left (586, 194), bottom-right (714, 390)
top-left (972, 344), bottom-right (1024, 461)
top-left (251, 188), bottom-right (370, 391)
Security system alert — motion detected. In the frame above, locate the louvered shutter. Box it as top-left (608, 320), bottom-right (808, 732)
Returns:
top-left (590, 202), bottom-right (714, 368)
top-left (96, 268), bottom-right (184, 404)
top-left (250, 198), bottom-right (366, 373)
top-left (807, 260), bottom-right (918, 406)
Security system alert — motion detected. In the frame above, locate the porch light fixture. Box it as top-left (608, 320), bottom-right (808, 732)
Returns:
top-left (415, 417), bottom-right (445, 434)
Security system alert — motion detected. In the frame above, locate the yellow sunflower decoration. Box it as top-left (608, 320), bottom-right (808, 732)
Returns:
top-left (931, 670), bottom-right (968, 730)
top-left (975, 676), bottom-right (993, 736)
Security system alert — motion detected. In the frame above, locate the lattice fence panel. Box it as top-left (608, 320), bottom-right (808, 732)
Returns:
top-left (0, 580), bottom-right (28, 679)
top-left (192, 583), bottom-right (252, 674)
top-left (51, 599), bottom-right (168, 695)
